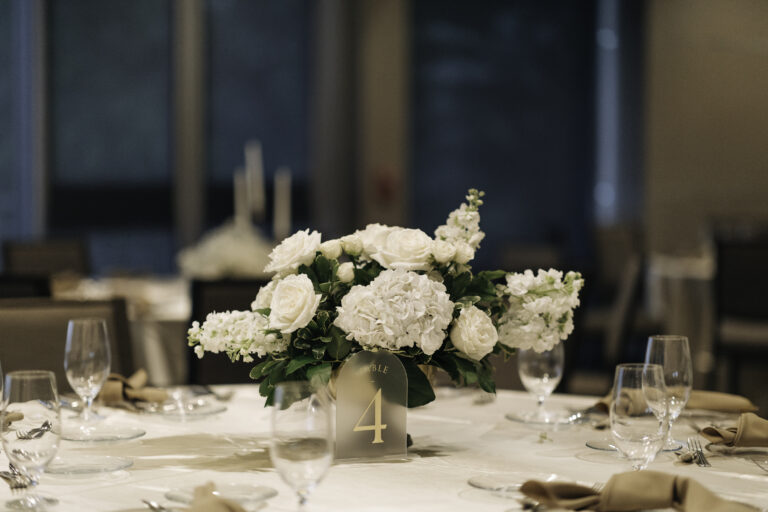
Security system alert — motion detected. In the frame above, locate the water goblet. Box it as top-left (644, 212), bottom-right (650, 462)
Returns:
top-left (1, 370), bottom-right (61, 509)
top-left (269, 381), bottom-right (333, 511)
top-left (645, 335), bottom-right (692, 450)
top-left (507, 343), bottom-right (565, 424)
top-left (610, 363), bottom-right (668, 471)
top-left (64, 318), bottom-right (111, 426)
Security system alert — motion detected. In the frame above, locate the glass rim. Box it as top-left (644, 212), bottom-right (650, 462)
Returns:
top-left (615, 363), bottom-right (663, 370)
top-left (5, 370), bottom-right (57, 380)
top-left (648, 334), bottom-right (688, 342)
top-left (67, 317), bottom-right (108, 325)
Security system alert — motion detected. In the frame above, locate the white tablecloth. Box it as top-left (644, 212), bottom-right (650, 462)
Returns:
top-left (1, 387), bottom-right (767, 511)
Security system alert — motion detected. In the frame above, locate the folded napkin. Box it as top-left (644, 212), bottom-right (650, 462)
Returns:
top-left (521, 470), bottom-right (757, 511)
top-left (595, 390), bottom-right (757, 415)
top-left (1, 412), bottom-right (24, 429)
top-left (98, 369), bottom-right (168, 406)
top-left (186, 482), bottom-right (247, 512)
top-left (701, 412), bottom-right (768, 447)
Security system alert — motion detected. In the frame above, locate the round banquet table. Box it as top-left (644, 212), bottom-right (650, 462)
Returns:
top-left (1, 387), bottom-right (766, 511)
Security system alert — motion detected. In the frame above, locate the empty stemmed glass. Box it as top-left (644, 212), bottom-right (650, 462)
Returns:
top-left (1, 370), bottom-right (61, 509)
top-left (269, 381), bottom-right (333, 511)
top-left (610, 363), bottom-right (668, 471)
top-left (64, 318), bottom-right (111, 424)
top-left (645, 335), bottom-right (692, 450)
top-left (506, 343), bottom-right (566, 424)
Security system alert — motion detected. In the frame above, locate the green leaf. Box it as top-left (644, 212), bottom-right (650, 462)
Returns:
top-left (319, 282), bottom-right (331, 294)
top-left (312, 345), bottom-right (327, 359)
top-left (315, 255), bottom-right (332, 283)
top-left (450, 272), bottom-right (472, 300)
top-left (306, 363), bottom-right (332, 386)
top-left (285, 355), bottom-right (317, 376)
top-left (327, 326), bottom-right (351, 360)
top-left (399, 356), bottom-right (436, 408)
top-left (259, 378), bottom-right (274, 399)
top-left (478, 270), bottom-right (507, 281)
top-left (478, 367), bottom-right (496, 394)
top-left (267, 360), bottom-right (288, 385)
top-left (299, 264), bottom-right (321, 291)
top-left (253, 308), bottom-right (271, 316)
top-left (353, 268), bottom-right (373, 286)
top-left (249, 359), bottom-right (278, 380)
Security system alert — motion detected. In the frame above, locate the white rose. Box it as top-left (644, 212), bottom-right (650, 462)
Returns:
top-left (432, 240), bottom-right (456, 264)
top-left (264, 229), bottom-right (322, 275)
top-left (454, 241), bottom-right (475, 264)
top-left (251, 280), bottom-right (277, 311)
top-left (320, 239), bottom-right (342, 260)
top-left (369, 227), bottom-right (434, 271)
top-left (268, 274), bottom-right (322, 333)
top-left (340, 234), bottom-right (363, 256)
top-left (450, 306), bottom-right (498, 360)
top-left (337, 261), bottom-right (355, 283)
top-left (355, 224), bottom-right (394, 259)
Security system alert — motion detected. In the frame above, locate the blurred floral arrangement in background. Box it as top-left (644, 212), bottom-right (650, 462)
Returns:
top-left (188, 189), bottom-right (584, 407)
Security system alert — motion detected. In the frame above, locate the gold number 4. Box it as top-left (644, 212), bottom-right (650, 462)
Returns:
top-left (353, 388), bottom-right (387, 444)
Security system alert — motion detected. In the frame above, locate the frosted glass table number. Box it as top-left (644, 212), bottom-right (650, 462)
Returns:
top-left (335, 351), bottom-right (407, 461)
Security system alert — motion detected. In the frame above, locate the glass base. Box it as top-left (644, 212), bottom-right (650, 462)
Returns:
top-left (467, 475), bottom-right (521, 495)
top-left (46, 455), bottom-right (133, 475)
top-left (61, 424), bottom-right (145, 442)
top-left (586, 438), bottom-right (682, 452)
top-left (6, 494), bottom-right (58, 510)
top-left (505, 410), bottom-right (581, 426)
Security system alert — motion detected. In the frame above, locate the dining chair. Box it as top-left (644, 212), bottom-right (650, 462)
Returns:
top-left (712, 223), bottom-right (768, 395)
top-left (187, 278), bottom-right (271, 384)
top-left (0, 274), bottom-right (51, 298)
top-left (2, 238), bottom-right (90, 277)
top-left (0, 298), bottom-right (133, 393)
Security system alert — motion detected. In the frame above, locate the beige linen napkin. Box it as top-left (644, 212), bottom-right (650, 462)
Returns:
top-left (186, 482), bottom-right (247, 512)
top-left (595, 390), bottom-right (757, 415)
top-left (98, 369), bottom-right (168, 406)
top-left (1, 411), bottom-right (24, 429)
top-left (521, 470), bottom-right (757, 511)
top-left (701, 412), bottom-right (768, 447)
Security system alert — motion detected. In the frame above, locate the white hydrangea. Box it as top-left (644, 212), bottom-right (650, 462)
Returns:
top-left (264, 229), bottom-right (321, 275)
top-left (497, 269), bottom-right (584, 352)
top-left (333, 268), bottom-right (454, 355)
top-left (188, 310), bottom-right (288, 362)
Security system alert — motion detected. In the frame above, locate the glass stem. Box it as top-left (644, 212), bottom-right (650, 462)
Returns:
top-left (82, 396), bottom-right (94, 422)
top-left (297, 494), bottom-right (308, 512)
top-left (537, 396), bottom-right (545, 419)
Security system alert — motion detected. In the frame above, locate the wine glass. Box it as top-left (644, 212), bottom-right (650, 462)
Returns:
top-left (610, 363), bottom-right (668, 471)
top-left (269, 381), bottom-right (333, 511)
top-left (1, 370), bottom-right (61, 509)
top-left (645, 335), bottom-right (692, 450)
top-left (64, 318), bottom-right (111, 425)
top-left (508, 343), bottom-right (565, 424)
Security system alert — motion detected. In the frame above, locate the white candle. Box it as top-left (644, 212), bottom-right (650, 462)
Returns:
top-left (273, 167), bottom-right (292, 241)
top-left (233, 168), bottom-right (248, 227)
top-left (245, 140), bottom-right (265, 222)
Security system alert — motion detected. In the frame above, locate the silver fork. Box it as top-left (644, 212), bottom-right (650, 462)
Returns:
top-left (687, 437), bottom-right (711, 467)
top-left (0, 471), bottom-right (28, 494)
top-left (15, 420), bottom-right (52, 440)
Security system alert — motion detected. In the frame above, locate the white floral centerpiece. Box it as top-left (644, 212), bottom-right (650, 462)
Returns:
top-left (188, 190), bottom-right (584, 406)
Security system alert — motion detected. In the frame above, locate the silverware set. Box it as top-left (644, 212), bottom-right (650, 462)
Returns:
top-left (15, 420), bottom-right (52, 440)
top-left (687, 437), bottom-right (711, 467)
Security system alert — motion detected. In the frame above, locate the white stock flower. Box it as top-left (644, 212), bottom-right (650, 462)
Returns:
top-left (432, 240), bottom-right (456, 264)
top-left (268, 274), bottom-right (322, 334)
top-left (340, 234), bottom-right (363, 256)
top-left (337, 261), bottom-right (355, 283)
top-left (187, 310), bottom-right (287, 362)
top-left (369, 227), bottom-right (434, 271)
top-left (251, 280), bottom-right (277, 311)
top-left (434, 201), bottom-right (485, 250)
top-left (264, 229), bottom-right (321, 275)
top-left (497, 269), bottom-right (584, 352)
top-left (320, 239), bottom-right (342, 260)
top-left (450, 306), bottom-right (498, 360)
top-left (334, 268), bottom-right (454, 355)
top-left (454, 242), bottom-right (475, 264)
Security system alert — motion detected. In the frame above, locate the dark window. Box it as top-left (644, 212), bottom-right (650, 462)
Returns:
top-left (412, 0), bottom-right (596, 270)
top-left (205, 0), bottom-right (310, 230)
top-left (47, 0), bottom-right (173, 274)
